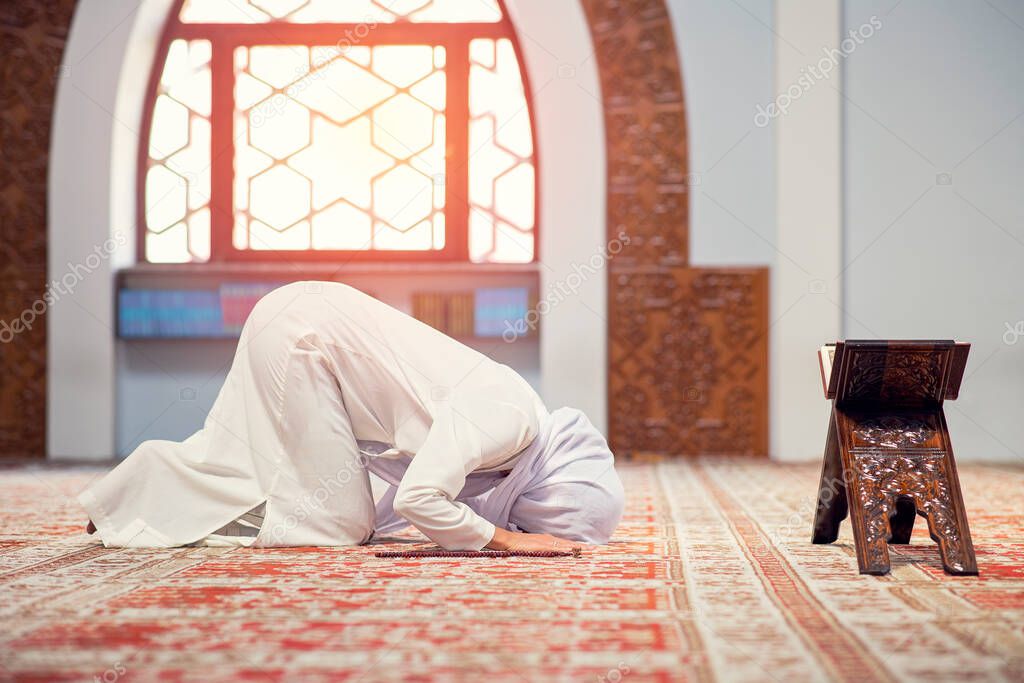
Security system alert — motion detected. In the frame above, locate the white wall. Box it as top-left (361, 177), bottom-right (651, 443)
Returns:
top-left (670, 0), bottom-right (840, 460)
top-left (667, 0), bottom-right (776, 266)
top-left (669, 0), bottom-right (1024, 463)
top-left (842, 0), bottom-right (1024, 462)
top-left (48, 0), bottom-right (174, 458)
top-left (683, 0), bottom-right (1024, 462)
top-left (506, 0), bottom-right (607, 433)
top-left (772, 0), bottom-right (843, 461)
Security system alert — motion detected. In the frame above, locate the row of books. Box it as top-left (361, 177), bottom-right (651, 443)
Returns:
top-left (119, 283), bottom-right (283, 338)
top-left (412, 287), bottom-right (535, 339)
top-left (119, 285), bottom-right (537, 340)
top-left (220, 283), bottom-right (282, 333)
top-left (412, 292), bottom-right (475, 337)
top-left (118, 289), bottom-right (227, 338)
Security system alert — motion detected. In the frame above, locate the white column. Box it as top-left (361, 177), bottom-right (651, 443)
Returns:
top-left (506, 0), bottom-right (607, 433)
top-left (48, 0), bottom-right (172, 458)
top-left (772, 0), bottom-right (843, 460)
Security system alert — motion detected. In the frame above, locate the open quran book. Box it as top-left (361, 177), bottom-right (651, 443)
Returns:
top-left (817, 340), bottom-right (969, 400)
top-left (818, 344), bottom-right (836, 396)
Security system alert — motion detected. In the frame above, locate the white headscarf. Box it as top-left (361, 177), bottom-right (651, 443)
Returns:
top-left (369, 407), bottom-right (624, 544)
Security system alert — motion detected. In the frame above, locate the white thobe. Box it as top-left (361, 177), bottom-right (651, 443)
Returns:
top-left (79, 281), bottom-right (548, 550)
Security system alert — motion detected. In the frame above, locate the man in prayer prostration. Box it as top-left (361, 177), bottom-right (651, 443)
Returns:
top-left (80, 281), bottom-right (624, 552)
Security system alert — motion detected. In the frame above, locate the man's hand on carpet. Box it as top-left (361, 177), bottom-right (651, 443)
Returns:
top-left (486, 527), bottom-right (582, 554)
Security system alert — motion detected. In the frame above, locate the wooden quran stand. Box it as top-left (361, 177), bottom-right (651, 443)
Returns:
top-left (811, 340), bottom-right (978, 575)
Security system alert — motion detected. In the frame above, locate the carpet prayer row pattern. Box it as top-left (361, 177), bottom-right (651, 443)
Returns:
top-left (0, 460), bottom-right (1021, 682)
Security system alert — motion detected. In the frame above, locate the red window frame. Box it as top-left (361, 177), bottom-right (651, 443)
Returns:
top-left (137, 0), bottom-right (539, 264)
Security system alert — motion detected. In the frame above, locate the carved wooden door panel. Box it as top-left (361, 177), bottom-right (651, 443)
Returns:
top-left (582, 0), bottom-right (769, 456)
top-left (0, 1), bottom-right (77, 458)
top-left (609, 269), bottom-right (768, 455)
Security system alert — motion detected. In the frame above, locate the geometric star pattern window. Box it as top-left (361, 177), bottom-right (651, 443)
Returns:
top-left (142, 0), bottom-right (536, 264)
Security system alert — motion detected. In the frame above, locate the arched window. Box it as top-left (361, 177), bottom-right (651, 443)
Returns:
top-left (140, 0), bottom-right (537, 264)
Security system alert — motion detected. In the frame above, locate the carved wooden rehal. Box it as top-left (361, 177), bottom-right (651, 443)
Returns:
top-left (812, 340), bottom-right (978, 575)
top-left (581, 0), bottom-right (770, 456)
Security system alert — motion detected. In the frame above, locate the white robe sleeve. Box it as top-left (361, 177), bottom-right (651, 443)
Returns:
top-left (393, 394), bottom-right (538, 550)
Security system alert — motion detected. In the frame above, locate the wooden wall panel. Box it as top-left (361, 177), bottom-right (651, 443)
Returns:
top-left (0, 1), bottom-right (77, 458)
top-left (609, 268), bottom-right (769, 455)
top-left (582, 0), bottom-right (770, 456)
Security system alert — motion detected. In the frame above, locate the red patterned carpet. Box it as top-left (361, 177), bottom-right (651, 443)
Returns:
top-left (1, 460), bottom-right (1022, 682)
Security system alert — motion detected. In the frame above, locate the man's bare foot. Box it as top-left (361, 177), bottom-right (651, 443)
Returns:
top-left (86, 520), bottom-right (96, 535)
